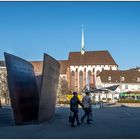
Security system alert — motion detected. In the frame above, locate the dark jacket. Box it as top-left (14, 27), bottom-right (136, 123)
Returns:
top-left (70, 96), bottom-right (83, 113)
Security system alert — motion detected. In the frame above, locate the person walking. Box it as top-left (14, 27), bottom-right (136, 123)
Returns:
top-left (81, 91), bottom-right (92, 124)
top-left (70, 92), bottom-right (83, 127)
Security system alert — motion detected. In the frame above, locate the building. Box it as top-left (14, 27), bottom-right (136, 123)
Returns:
top-left (58, 50), bottom-right (118, 93)
top-left (30, 25), bottom-right (118, 93)
top-left (0, 25), bottom-right (140, 101)
top-left (97, 69), bottom-right (140, 93)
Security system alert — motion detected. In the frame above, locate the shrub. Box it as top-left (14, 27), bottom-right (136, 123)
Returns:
top-left (107, 98), bottom-right (111, 102)
top-left (119, 99), bottom-right (140, 103)
top-left (56, 94), bottom-right (83, 105)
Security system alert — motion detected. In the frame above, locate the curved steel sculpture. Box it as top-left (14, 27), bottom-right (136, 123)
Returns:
top-left (39, 53), bottom-right (60, 122)
top-left (4, 52), bottom-right (60, 125)
top-left (4, 52), bottom-right (39, 125)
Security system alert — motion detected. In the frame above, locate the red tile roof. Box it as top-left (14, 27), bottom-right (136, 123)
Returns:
top-left (98, 69), bottom-right (140, 83)
top-left (68, 50), bottom-right (118, 66)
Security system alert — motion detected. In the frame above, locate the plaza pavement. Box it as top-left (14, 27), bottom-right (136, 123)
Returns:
top-left (0, 105), bottom-right (140, 139)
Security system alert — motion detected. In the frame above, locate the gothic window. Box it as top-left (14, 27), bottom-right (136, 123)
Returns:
top-left (96, 70), bottom-right (100, 76)
top-left (87, 70), bottom-right (92, 84)
top-left (71, 71), bottom-right (75, 91)
top-left (79, 71), bottom-right (83, 92)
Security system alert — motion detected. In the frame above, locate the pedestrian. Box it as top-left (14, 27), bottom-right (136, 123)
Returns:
top-left (81, 91), bottom-right (92, 124)
top-left (70, 91), bottom-right (83, 127)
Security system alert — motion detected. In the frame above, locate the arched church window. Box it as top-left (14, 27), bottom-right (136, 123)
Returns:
top-left (96, 70), bottom-right (100, 76)
top-left (79, 71), bottom-right (83, 93)
top-left (87, 70), bottom-right (92, 84)
top-left (71, 71), bottom-right (75, 91)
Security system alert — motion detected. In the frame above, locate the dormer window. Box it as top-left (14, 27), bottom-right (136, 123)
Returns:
top-left (121, 77), bottom-right (125, 81)
top-left (137, 77), bottom-right (140, 82)
top-left (108, 76), bottom-right (111, 81)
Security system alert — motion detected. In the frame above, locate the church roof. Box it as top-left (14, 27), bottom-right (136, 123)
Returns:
top-left (68, 50), bottom-right (118, 66)
top-left (98, 69), bottom-right (140, 84)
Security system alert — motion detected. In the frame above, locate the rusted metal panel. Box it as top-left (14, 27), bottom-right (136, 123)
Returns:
top-left (4, 52), bottom-right (39, 125)
top-left (39, 53), bottom-right (60, 122)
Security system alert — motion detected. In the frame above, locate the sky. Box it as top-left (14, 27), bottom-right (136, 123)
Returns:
top-left (0, 1), bottom-right (140, 70)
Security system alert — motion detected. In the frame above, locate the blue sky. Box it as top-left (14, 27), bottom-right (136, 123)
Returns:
top-left (0, 1), bottom-right (140, 70)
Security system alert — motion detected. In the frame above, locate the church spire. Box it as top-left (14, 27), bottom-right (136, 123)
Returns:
top-left (81, 24), bottom-right (85, 55)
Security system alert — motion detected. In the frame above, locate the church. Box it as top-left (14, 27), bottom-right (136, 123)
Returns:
top-left (56, 25), bottom-right (118, 93)
top-left (1, 26), bottom-right (140, 105)
top-left (31, 25), bottom-right (118, 93)
top-left (59, 50), bottom-right (118, 93)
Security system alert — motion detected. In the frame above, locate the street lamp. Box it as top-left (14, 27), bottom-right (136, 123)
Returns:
top-left (120, 76), bottom-right (123, 93)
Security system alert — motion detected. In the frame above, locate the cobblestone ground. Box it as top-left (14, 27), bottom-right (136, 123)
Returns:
top-left (0, 106), bottom-right (140, 139)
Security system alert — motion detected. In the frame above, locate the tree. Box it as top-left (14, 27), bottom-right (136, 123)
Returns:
top-left (56, 76), bottom-right (69, 104)
top-left (0, 69), bottom-right (10, 106)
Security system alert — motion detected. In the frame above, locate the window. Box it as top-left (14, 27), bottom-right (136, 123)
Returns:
top-left (108, 76), bottom-right (111, 81)
top-left (88, 70), bottom-right (92, 84)
top-left (125, 85), bottom-right (128, 89)
top-left (96, 70), bottom-right (100, 76)
top-left (137, 77), bottom-right (140, 82)
top-left (138, 85), bottom-right (140, 90)
top-left (71, 71), bottom-right (75, 91)
top-left (79, 71), bottom-right (83, 92)
top-left (121, 77), bottom-right (125, 81)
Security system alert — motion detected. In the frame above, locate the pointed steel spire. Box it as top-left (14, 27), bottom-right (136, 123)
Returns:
top-left (81, 24), bottom-right (85, 55)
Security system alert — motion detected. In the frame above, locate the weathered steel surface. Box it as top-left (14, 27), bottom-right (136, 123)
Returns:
top-left (35, 75), bottom-right (42, 96)
top-left (4, 52), bottom-right (39, 125)
top-left (39, 53), bottom-right (60, 122)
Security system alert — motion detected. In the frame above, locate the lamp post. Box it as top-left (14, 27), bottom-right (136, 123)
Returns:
top-left (108, 76), bottom-right (111, 102)
top-left (120, 76), bottom-right (122, 93)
